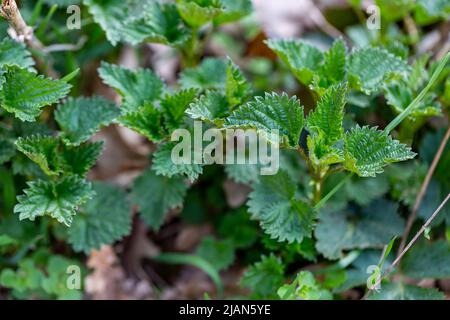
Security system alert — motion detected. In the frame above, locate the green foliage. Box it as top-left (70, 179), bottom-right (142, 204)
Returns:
top-left (0, 66), bottom-right (71, 121)
top-left (241, 254), bottom-right (285, 299)
top-left (69, 183), bottom-right (132, 253)
top-left (55, 97), bottom-right (120, 145)
top-left (278, 271), bottom-right (332, 300)
top-left (131, 169), bottom-right (187, 230)
top-left (0, 38), bottom-right (34, 70)
top-left (196, 236), bottom-right (235, 271)
top-left (98, 62), bottom-right (164, 112)
top-left (315, 200), bottom-right (405, 259)
top-left (343, 126), bottom-right (416, 177)
top-left (247, 170), bottom-right (315, 243)
top-left (14, 176), bottom-right (94, 227)
top-left (226, 93), bottom-right (305, 148)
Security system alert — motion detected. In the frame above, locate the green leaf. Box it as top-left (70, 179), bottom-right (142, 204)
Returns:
top-left (307, 83), bottom-right (347, 145)
top-left (180, 58), bottom-right (227, 90)
top-left (186, 91), bottom-right (229, 124)
top-left (384, 83), bottom-right (441, 121)
top-left (152, 142), bottom-right (203, 181)
top-left (218, 209), bottom-right (259, 249)
top-left (241, 254), bottom-right (285, 299)
top-left (60, 141), bottom-right (103, 176)
top-left (226, 92), bottom-right (305, 148)
top-left (0, 38), bottom-right (34, 69)
top-left (14, 176), bottom-right (94, 227)
top-left (196, 236), bottom-right (235, 271)
top-left (118, 103), bottom-right (166, 142)
top-left (161, 89), bottom-right (199, 131)
top-left (343, 126), bottom-right (416, 177)
top-left (40, 256), bottom-right (83, 300)
top-left (225, 58), bottom-right (252, 106)
top-left (176, 0), bottom-right (223, 28)
top-left (0, 66), bottom-right (71, 122)
top-left (247, 170), bottom-right (315, 243)
top-left (267, 39), bottom-right (324, 85)
top-left (321, 38), bottom-right (347, 85)
top-left (131, 169), bottom-right (187, 230)
top-left (69, 182), bottom-right (132, 253)
top-left (98, 62), bottom-right (164, 112)
top-left (0, 259), bottom-right (44, 293)
top-left (315, 199), bottom-right (405, 259)
top-left (55, 97), bottom-right (120, 146)
top-left (121, 1), bottom-right (190, 46)
top-left (214, 0), bottom-right (252, 24)
top-left (15, 135), bottom-right (61, 176)
top-left (84, 0), bottom-right (129, 46)
top-left (347, 47), bottom-right (410, 94)
top-left (368, 283), bottom-right (444, 300)
top-left (278, 271), bottom-right (332, 300)
top-left (415, 0), bottom-right (450, 23)
top-left (0, 136), bottom-right (16, 164)
top-left (401, 241), bottom-right (450, 279)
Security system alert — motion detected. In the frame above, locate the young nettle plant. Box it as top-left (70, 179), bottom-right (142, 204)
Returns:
top-left (85, 0), bottom-right (252, 66)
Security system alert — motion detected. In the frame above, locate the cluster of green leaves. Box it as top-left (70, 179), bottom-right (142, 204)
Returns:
top-left (1, 0), bottom-right (449, 301)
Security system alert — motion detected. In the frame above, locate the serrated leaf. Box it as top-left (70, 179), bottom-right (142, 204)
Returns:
top-left (226, 58), bottom-right (252, 106)
top-left (131, 169), bottom-right (187, 230)
top-left (60, 141), bottom-right (103, 176)
top-left (98, 62), bottom-right (164, 112)
top-left (15, 135), bottom-right (60, 176)
top-left (401, 241), bottom-right (450, 279)
top-left (247, 170), bottom-right (315, 243)
top-left (152, 142), bottom-right (203, 181)
top-left (226, 92), bottom-right (304, 148)
top-left (176, 0), bottom-right (223, 28)
top-left (0, 66), bottom-right (71, 122)
top-left (384, 83), bottom-right (441, 121)
top-left (69, 182), bottom-right (131, 253)
top-left (343, 126), bottom-right (416, 177)
top-left (186, 91), bottom-right (229, 124)
top-left (315, 199), bottom-right (405, 259)
top-left (55, 97), bottom-right (120, 146)
top-left (0, 38), bottom-right (34, 69)
top-left (267, 39), bottom-right (324, 85)
top-left (118, 103), bottom-right (166, 142)
top-left (307, 83), bottom-right (347, 145)
top-left (180, 58), bottom-right (227, 89)
top-left (214, 0), bottom-right (252, 24)
top-left (161, 89), bottom-right (198, 131)
top-left (84, 0), bottom-right (129, 46)
top-left (368, 283), bottom-right (444, 300)
top-left (196, 236), bottom-right (235, 271)
top-left (347, 47), bottom-right (410, 94)
top-left (321, 39), bottom-right (347, 85)
top-left (241, 254), bottom-right (285, 299)
top-left (122, 1), bottom-right (190, 46)
top-left (14, 176), bottom-right (94, 227)
top-left (278, 271), bottom-right (332, 300)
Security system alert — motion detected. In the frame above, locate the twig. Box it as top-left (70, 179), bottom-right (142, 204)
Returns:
top-left (363, 193), bottom-right (450, 299)
top-left (397, 126), bottom-right (450, 256)
top-left (1, 0), bottom-right (41, 48)
top-left (1, 0), bottom-right (57, 77)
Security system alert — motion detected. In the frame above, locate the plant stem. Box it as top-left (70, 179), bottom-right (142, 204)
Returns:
top-left (397, 125), bottom-right (450, 256)
top-left (363, 193), bottom-right (450, 299)
top-left (314, 172), bottom-right (353, 211)
top-left (384, 52), bottom-right (450, 134)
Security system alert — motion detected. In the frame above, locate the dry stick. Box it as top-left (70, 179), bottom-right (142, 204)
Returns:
top-left (1, 0), bottom-right (57, 77)
top-left (397, 126), bottom-right (450, 257)
top-left (364, 193), bottom-right (450, 299)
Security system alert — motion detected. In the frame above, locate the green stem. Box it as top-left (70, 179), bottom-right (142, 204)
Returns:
top-left (314, 173), bottom-right (353, 211)
top-left (384, 52), bottom-right (450, 134)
